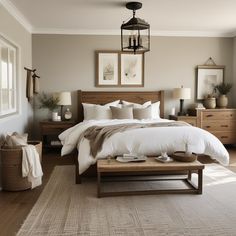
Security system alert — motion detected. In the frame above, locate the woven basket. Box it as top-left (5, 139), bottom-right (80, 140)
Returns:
top-left (0, 141), bottom-right (42, 191)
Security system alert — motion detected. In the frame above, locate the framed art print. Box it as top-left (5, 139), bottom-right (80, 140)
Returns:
top-left (196, 65), bottom-right (225, 100)
top-left (96, 51), bottom-right (119, 87)
top-left (120, 53), bottom-right (144, 87)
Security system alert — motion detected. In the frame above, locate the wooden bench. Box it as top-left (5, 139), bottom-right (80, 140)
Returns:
top-left (97, 158), bottom-right (204, 197)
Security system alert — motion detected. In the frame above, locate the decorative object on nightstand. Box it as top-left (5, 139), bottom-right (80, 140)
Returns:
top-left (215, 82), bottom-right (233, 108)
top-left (38, 92), bottom-right (60, 120)
top-left (58, 91), bottom-right (72, 120)
top-left (64, 108), bottom-right (72, 120)
top-left (173, 86), bottom-right (191, 116)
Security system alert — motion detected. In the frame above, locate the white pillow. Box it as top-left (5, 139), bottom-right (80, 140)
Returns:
top-left (122, 100), bottom-right (151, 109)
top-left (151, 101), bottom-right (160, 119)
top-left (82, 100), bottom-right (120, 120)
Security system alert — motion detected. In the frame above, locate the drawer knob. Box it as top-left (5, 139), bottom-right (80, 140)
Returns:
top-left (206, 114), bottom-right (213, 117)
top-left (221, 136), bottom-right (228, 139)
top-left (206, 126), bottom-right (211, 128)
top-left (221, 125), bottom-right (228, 128)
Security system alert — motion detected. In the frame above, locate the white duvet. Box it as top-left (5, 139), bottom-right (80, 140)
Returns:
top-left (59, 119), bottom-right (229, 174)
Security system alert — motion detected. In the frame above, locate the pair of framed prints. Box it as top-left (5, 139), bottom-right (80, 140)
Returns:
top-left (96, 51), bottom-right (144, 87)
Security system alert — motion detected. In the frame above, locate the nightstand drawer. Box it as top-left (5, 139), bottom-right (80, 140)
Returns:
top-left (169, 115), bottom-right (197, 126)
top-left (41, 126), bottom-right (66, 135)
top-left (202, 111), bottom-right (236, 120)
top-left (202, 120), bottom-right (235, 132)
top-left (40, 121), bottom-right (77, 150)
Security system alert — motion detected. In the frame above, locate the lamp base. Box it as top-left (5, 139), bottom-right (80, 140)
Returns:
top-left (178, 99), bottom-right (185, 116)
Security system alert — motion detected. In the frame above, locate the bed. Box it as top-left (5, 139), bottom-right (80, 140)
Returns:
top-left (59, 90), bottom-right (229, 184)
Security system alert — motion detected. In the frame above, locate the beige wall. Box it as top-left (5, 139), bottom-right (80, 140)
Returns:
top-left (0, 5), bottom-right (32, 189)
top-left (32, 34), bottom-right (233, 137)
top-left (0, 5), bottom-right (32, 134)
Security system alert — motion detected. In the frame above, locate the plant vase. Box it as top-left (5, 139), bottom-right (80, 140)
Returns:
top-left (52, 111), bottom-right (58, 121)
top-left (217, 95), bottom-right (228, 108)
top-left (203, 97), bottom-right (216, 109)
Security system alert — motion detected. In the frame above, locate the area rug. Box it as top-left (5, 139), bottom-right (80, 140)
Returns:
top-left (17, 164), bottom-right (236, 236)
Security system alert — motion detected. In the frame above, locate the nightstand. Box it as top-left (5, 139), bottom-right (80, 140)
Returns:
top-left (40, 120), bottom-right (76, 150)
top-left (169, 115), bottom-right (197, 127)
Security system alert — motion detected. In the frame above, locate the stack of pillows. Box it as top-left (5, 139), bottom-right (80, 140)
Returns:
top-left (82, 100), bottom-right (160, 120)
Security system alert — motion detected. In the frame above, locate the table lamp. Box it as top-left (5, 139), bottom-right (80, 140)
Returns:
top-left (173, 86), bottom-right (191, 116)
top-left (58, 91), bottom-right (71, 119)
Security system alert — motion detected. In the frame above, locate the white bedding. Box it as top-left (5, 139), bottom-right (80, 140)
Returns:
top-left (59, 119), bottom-right (229, 174)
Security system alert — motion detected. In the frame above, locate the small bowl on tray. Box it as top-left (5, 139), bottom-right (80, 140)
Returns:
top-left (171, 151), bottom-right (197, 162)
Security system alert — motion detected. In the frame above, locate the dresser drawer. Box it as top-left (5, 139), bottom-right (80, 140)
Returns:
top-left (211, 131), bottom-right (236, 144)
top-left (202, 111), bottom-right (236, 120)
top-left (202, 120), bottom-right (235, 132)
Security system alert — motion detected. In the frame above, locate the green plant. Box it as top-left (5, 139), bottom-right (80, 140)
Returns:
top-left (38, 93), bottom-right (59, 111)
top-left (215, 82), bottom-right (233, 95)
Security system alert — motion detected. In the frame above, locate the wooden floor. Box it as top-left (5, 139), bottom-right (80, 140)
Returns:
top-left (0, 147), bottom-right (236, 236)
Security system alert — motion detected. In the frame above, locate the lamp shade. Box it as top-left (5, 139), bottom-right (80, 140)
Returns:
top-left (57, 92), bottom-right (71, 106)
top-left (173, 88), bottom-right (191, 100)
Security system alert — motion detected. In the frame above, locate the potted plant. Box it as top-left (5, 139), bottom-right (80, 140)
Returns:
top-left (215, 82), bottom-right (233, 108)
top-left (38, 93), bottom-right (60, 120)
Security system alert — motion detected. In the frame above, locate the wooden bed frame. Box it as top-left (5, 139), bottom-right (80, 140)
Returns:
top-left (75, 90), bottom-right (165, 183)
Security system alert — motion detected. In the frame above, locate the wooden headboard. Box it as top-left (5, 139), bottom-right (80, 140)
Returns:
top-left (77, 90), bottom-right (164, 122)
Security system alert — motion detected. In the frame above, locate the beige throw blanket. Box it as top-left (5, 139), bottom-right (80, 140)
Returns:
top-left (80, 121), bottom-right (189, 157)
top-left (22, 145), bottom-right (43, 189)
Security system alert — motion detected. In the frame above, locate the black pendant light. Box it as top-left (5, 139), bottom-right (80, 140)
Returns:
top-left (121, 2), bottom-right (150, 53)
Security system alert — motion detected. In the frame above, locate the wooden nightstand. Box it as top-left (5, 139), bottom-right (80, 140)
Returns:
top-left (40, 120), bottom-right (76, 150)
top-left (169, 115), bottom-right (197, 127)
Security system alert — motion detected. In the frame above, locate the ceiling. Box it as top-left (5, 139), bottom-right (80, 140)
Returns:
top-left (2, 0), bottom-right (236, 36)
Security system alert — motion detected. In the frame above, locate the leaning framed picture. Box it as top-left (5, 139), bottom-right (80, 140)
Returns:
top-left (96, 51), bottom-right (119, 87)
top-left (120, 53), bottom-right (144, 87)
top-left (196, 65), bottom-right (225, 100)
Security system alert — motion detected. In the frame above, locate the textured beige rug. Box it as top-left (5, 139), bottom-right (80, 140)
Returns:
top-left (17, 164), bottom-right (236, 236)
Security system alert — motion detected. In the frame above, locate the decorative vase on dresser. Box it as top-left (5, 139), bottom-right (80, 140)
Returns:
top-left (203, 97), bottom-right (216, 109)
top-left (217, 95), bottom-right (228, 108)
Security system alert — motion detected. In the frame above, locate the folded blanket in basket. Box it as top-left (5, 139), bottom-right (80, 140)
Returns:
top-left (22, 145), bottom-right (43, 189)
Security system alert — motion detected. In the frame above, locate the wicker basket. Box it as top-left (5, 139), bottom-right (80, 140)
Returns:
top-left (0, 141), bottom-right (42, 191)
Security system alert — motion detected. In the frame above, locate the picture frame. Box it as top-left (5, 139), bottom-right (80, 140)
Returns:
top-left (96, 51), bottom-right (119, 87)
top-left (196, 65), bottom-right (225, 100)
top-left (95, 51), bottom-right (144, 87)
top-left (120, 53), bottom-right (144, 87)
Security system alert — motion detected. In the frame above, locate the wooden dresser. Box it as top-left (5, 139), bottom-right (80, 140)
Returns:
top-left (197, 109), bottom-right (236, 144)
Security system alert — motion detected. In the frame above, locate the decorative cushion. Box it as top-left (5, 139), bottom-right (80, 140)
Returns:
top-left (5, 132), bottom-right (28, 147)
top-left (151, 101), bottom-right (160, 119)
top-left (110, 106), bottom-right (133, 119)
top-left (82, 100), bottom-right (120, 120)
top-left (122, 100), bottom-right (151, 108)
top-left (133, 106), bottom-right (152, 119)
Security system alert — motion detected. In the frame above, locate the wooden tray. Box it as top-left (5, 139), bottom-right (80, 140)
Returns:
top-left (171, 151), bottom-right (197, 162)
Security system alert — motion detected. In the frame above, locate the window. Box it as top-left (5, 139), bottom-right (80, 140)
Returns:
top-left (0, 35), bottom-right (18, 118)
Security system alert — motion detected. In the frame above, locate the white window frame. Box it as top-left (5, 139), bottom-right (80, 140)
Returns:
top-left (0, 35), bottom-right (19, 118)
